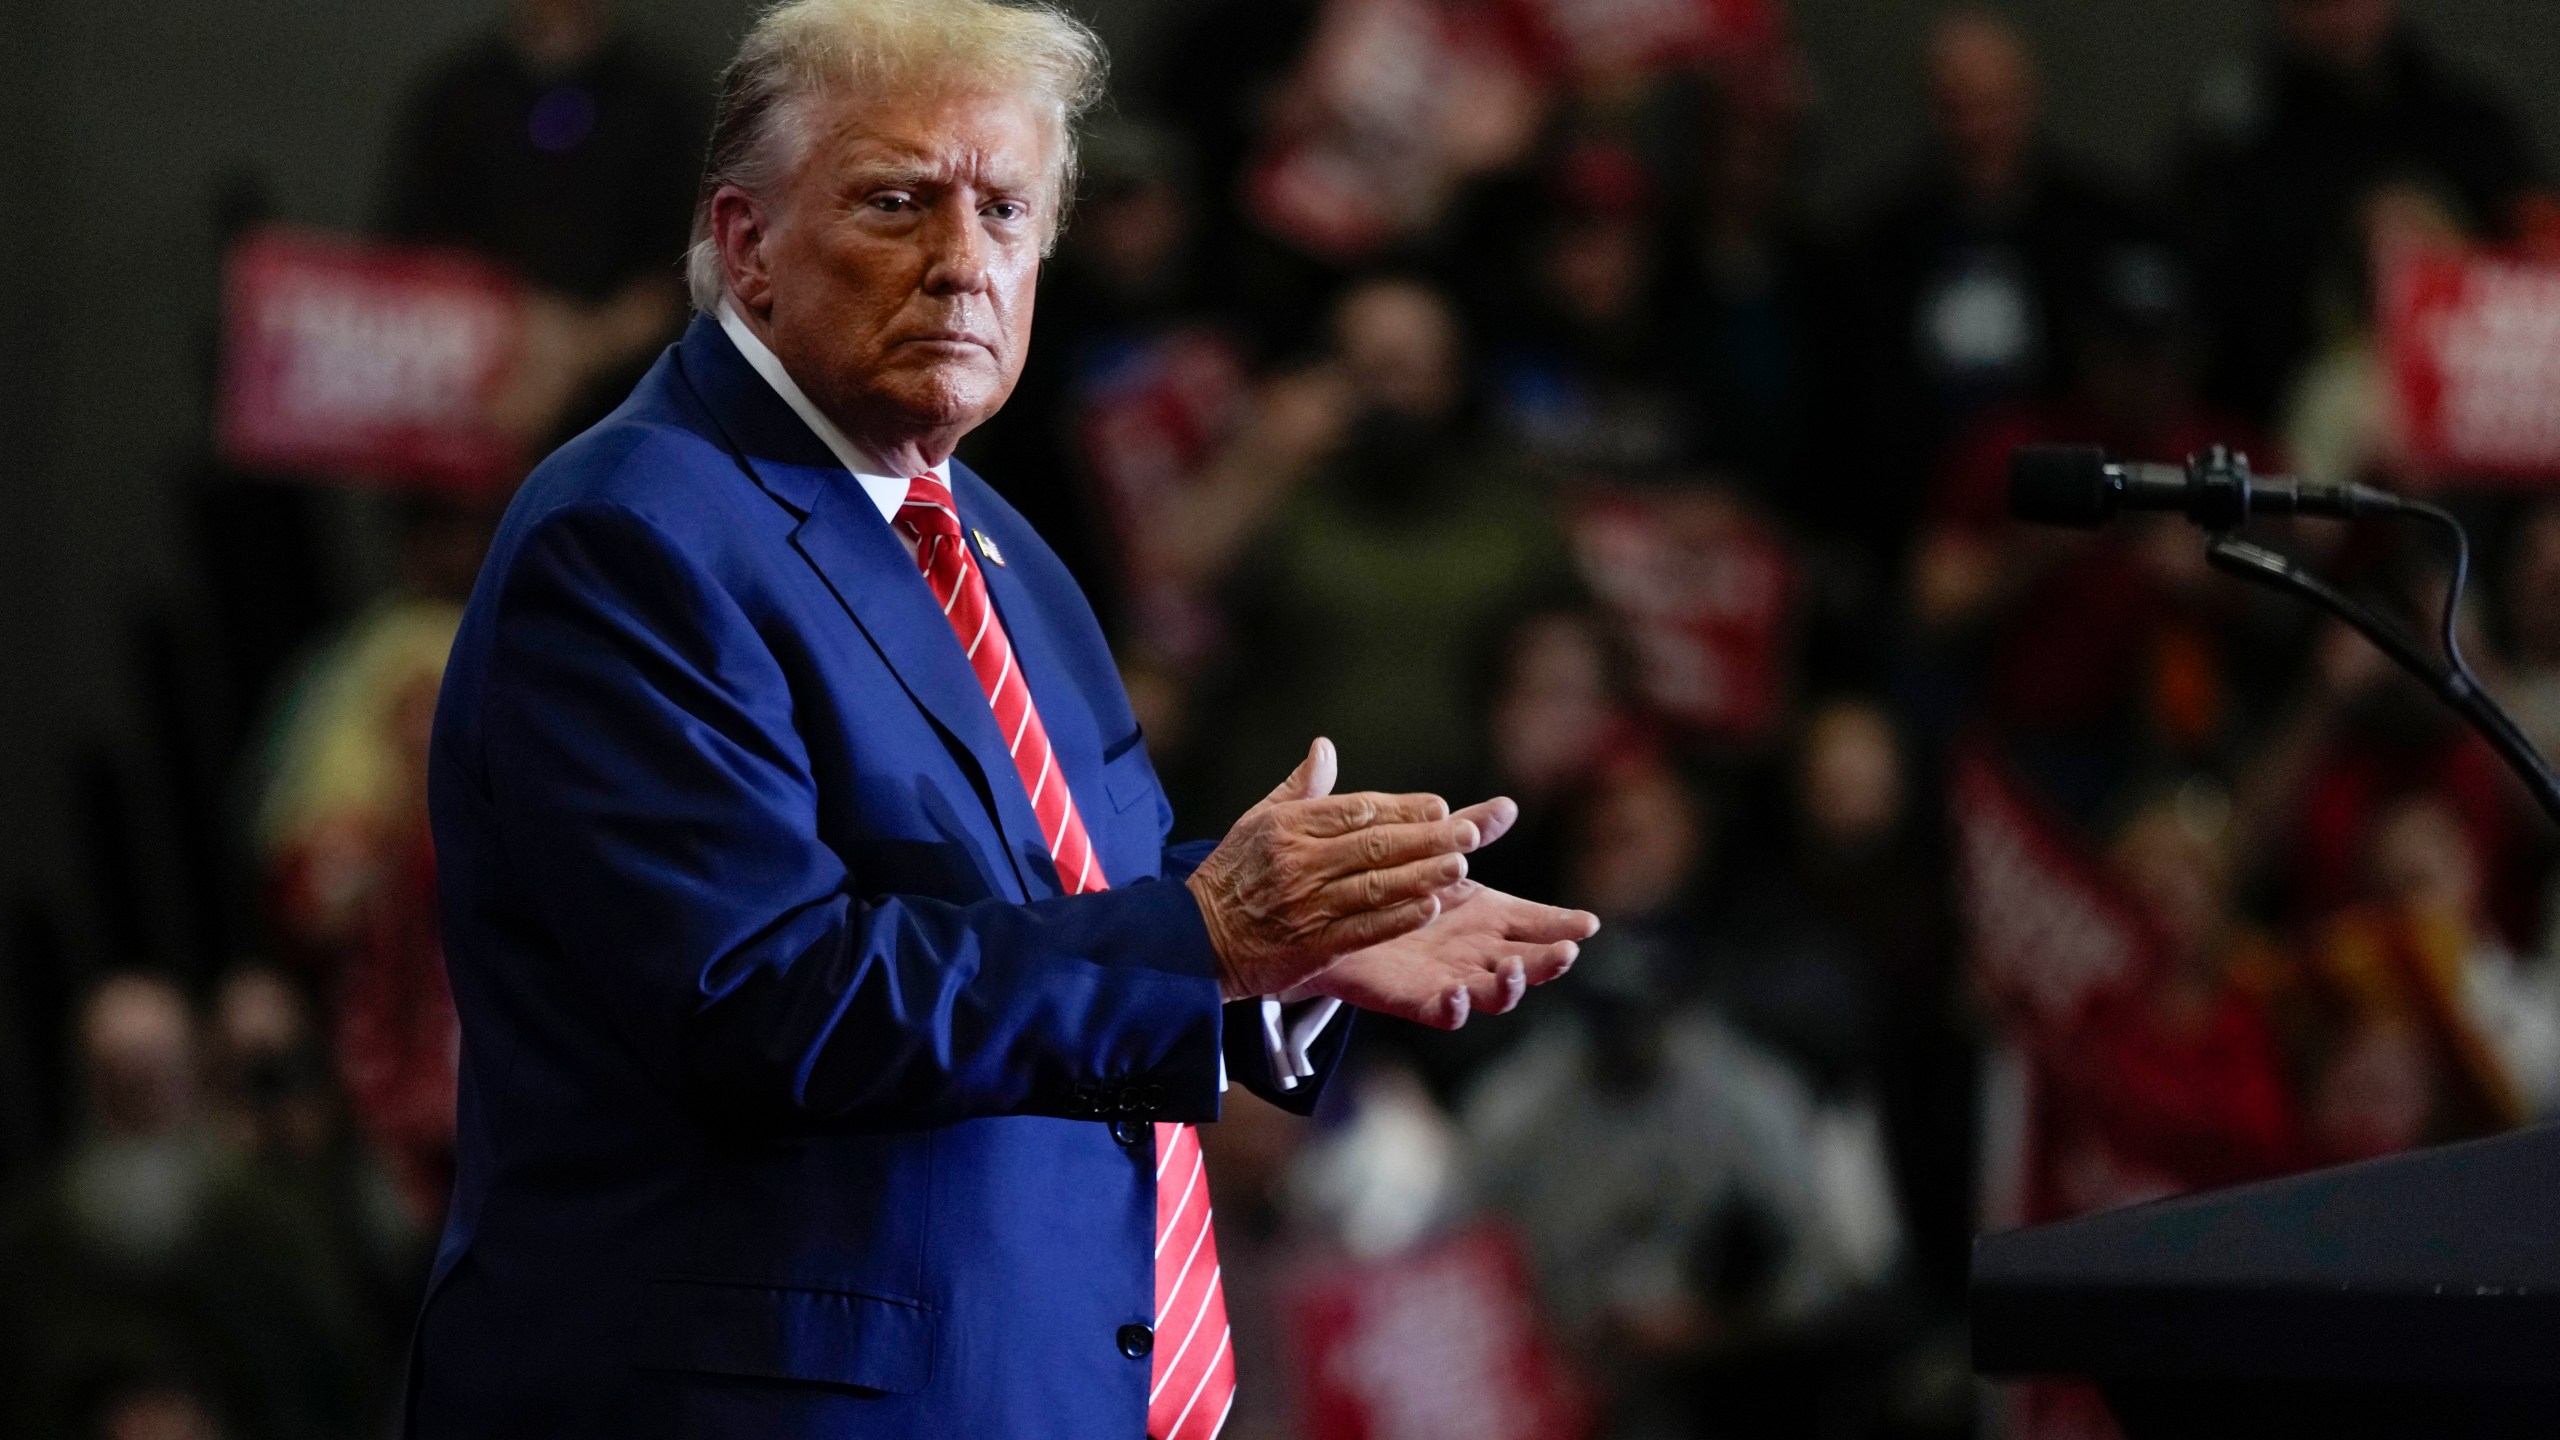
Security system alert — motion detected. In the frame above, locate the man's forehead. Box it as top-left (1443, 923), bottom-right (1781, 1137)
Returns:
top-left (802, 86), bottom-right (1058, 188)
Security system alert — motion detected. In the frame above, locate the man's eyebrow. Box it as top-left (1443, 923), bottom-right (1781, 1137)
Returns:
top-left (836, 149), bottom-right (1047, 197)
top-left (840, 157), bottom-right (940, 189)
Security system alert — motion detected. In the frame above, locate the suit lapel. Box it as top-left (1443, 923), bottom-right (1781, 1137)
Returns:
top-left (672, 317), bottom-right (1057, 899)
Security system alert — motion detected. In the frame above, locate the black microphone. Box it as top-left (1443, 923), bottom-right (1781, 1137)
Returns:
top-left (2009, 444), bottom-right (2407, 529)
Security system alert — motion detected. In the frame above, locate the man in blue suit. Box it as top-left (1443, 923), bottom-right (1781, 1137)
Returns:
top-left (414, 1), bottom-right (1595, 1436)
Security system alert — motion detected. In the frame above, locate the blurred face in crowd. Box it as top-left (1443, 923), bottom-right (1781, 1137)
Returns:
top-left (2369, 794), bottom-right (2483, 924)
top-left (2277, 0), bottom-right (2398, 77)
top-left (2361, 183), bottom-right (2467, 274)
top-left (1545, 218), bottom-right (1648, 331)
top-left (81, 976), bottom-right (197, 1139)
top-left (1492, 614), bottom-right (1622, 797)
top-left (1570, 760), bottom-right (1704, 919)
top-left (1927, 12), bottom-right (2038, 199)
top-left (1333, 279), bottom-right (1463, 423)
top-left (513, 0), bottom-right (607, 68)
top-left (2111, 802), bottom-right (2229, 975)
top-left (211, 968), bottom-right (334, 1158)
top-left (1080, 174), bottom-right (1188, 299)
top-left (1797, 701), bottom-right (1904, 853)
top-left (715, 82), bottom-right (1057, 469)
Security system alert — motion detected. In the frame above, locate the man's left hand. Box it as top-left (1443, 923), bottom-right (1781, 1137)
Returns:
top-left (1280, 798), bottom-right (1599, 1029)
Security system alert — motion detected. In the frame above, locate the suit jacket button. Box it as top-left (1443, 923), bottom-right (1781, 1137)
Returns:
top-left (1117, 1323), bottom-right (1154, 1358)
top-left (1110, 1119), bottom-right (1147, 1147)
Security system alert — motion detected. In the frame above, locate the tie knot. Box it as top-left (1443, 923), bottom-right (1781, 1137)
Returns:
top-left (897, 476), bottom-right (962, 538)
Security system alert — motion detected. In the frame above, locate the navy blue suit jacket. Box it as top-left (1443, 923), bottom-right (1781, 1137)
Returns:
top-left (413, 316), bottom-right (1348, 1438)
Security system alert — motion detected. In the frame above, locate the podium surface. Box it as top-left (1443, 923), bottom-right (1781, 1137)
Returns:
top-left (1972, 1125), bottom-right (2560, 1436)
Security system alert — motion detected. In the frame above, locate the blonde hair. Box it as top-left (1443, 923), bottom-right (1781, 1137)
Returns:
top-left (255, 601), bottom-right (462, 851)
top-left (683, 0), bottom-right (1108, 311)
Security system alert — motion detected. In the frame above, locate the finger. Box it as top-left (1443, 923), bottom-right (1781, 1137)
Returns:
top-left (1319, 852), bottom-right (1470, 915)
top-left (1499, 902), bottom-right (1602, 944)
top-left (1516, 939), bottom-right (1580, 984)
top-left (1314, 894), bottom-right (1441, 954)
top-left (1261, 737), bottom-right (1339, 807)
top-left (1471, 958), bottom-right (1530, 1016)
top-left (1303, 816), bottom-right (1482, 880)
top-left (1450, 796), bottom-right (1520, 850)
top-left (1431, 985), bottom-right (1472, 1031)
top-left (1290, 790), bottom-right (1451, 837)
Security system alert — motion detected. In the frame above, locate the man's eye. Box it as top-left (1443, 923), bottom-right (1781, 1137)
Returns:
top-left (868, 194), bottom-right (914, 213)
top-left (985, 201), bottom-right (1026, 222)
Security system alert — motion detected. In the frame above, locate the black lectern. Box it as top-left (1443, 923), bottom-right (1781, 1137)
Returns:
top-left (1972, 1125), bottom-right (2560, 1436)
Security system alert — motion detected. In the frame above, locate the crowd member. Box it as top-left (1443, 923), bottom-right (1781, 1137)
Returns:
top-left (2284, 792), bottom-right (2560, 1158)
top-left (1141, 0), bottom-right (1327, 339)
top-left (205, 969), bottom-right (428, 1399)
top-left (1711, 701), bottom-right (1971, 1304)
top-left (2235, 607), bottom-right (2534, 945)
top-left (1479, 138), bottom-right (1687, 482)
top-left (1476, 609), bottom-right (1649, 908)
top-left (1829, 9), bottom-right (2162, 575)
top-left (2026, 796), bottom-right (2302, 1220)
top-left (1463, 754), bottom-right (1908, 1440)
top-left (255, 501), bottom-right (484, 1226)
top-left (379, 0), bottom-right (704, 448)
top-left (0, 976), bottom-right (371, 1440)
top-left (1188, 276), bottom-right (1575, 824)
top-left (1913, 245), bottom-right (2290, 819)
top-left (2281, 178), bottom-right (2473, 495)
top-left (1662, 50), bottom-right (1831, 516)
top-left (2181, 0), bottom-right (2541, 425)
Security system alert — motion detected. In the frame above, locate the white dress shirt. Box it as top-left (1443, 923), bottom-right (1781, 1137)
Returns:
top-left (715, 304), bottom-right (1340, 1089)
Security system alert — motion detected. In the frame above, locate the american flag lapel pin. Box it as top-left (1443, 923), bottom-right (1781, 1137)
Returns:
top-left (973, 528), bottom-right (1006, 566)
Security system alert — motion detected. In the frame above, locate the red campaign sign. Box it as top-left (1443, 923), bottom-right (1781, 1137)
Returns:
top-left (1497, 0), bottom-right (1781, 81)
top-left (218, 225), bottom-right (525, 492)
top-left (2382, 249), bottom-right (2560, 483)
top-left (1283, 1221), bottom-right (1592, 1440)
top-left (1246, 0), bottom-right (1545, 260)
top-left (1949, 748), bottom-right (2160, 1039)
top-left (1564, 487), bottom-right (1795, 744)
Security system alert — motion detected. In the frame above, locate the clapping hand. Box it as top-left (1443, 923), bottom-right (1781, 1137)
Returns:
top-left (1185, 739), bottom-right (1597, 1025)
top-left (1279, 797), bottom-right (1596, 1029)
top-left (1185, 739), bottom-right (1486, 1001)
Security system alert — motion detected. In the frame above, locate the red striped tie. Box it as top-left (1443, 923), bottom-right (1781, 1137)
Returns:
top-left (894, 477), bottom-right (1234, 1440)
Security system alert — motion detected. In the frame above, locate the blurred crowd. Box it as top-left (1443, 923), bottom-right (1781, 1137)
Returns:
top-left (7, 0), bottom-right (2560, 1436)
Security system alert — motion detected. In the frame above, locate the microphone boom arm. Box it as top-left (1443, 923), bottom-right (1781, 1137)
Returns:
top-left (2204, 517), bottom-right (2560, 826)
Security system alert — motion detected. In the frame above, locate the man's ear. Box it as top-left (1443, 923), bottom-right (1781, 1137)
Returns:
top-left (710, 185), bottom-right (773, 315)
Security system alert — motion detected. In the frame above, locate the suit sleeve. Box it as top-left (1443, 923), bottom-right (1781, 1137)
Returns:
top-left (476, 502), bottom-right (1227, 1131)
top-left (1161, 840), bottom-right (1355, 1117)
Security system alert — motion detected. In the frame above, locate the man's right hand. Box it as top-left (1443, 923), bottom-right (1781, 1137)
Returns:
top-left (1186, 738), bottom-right (1482, 1001)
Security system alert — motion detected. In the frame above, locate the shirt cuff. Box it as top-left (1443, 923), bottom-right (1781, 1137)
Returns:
top-left (1259, 995), bottom-right (1344, 1091)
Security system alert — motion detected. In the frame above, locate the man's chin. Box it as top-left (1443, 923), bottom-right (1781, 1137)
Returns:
top-left (873, 365), bottom-right (1007, 432)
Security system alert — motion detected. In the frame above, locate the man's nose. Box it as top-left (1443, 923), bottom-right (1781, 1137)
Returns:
top-left (918, 202), bottom-right (991, 297)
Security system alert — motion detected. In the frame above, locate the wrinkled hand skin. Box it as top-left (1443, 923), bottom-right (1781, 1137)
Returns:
top-left (1186, 739), bottom-right (1483, 1002)
top-left (1280, 798), bottom-right (1599, 1029)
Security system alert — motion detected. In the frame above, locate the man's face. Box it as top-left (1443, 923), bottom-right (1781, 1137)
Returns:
top-left (1927, 16), bottom-right (2036, 187)
top-left (725, 84), bottom-right (1053, 460)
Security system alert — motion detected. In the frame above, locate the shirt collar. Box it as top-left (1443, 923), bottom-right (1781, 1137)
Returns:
top-left (715, 301), bottom-right (948, 524)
